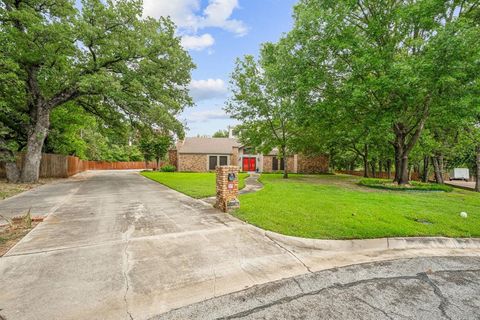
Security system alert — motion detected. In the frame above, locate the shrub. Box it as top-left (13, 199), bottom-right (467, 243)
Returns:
top-left (359, 178), bottom-right (453, 192)
top-left (160, 164), bottom-right (176, 172)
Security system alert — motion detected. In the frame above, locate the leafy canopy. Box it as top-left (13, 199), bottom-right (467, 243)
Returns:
top-left (0, 0), bottom-right (194, 155)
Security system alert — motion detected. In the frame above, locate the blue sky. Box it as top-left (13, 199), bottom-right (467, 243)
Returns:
top-left (142, 0), bottom-right (298, 136)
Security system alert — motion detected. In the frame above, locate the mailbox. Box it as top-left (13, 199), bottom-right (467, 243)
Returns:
top-left (215, 166), bottom-right (240, 212)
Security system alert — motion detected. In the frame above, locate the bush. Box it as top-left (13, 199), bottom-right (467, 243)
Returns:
top-left (160, 164), bottom-right (176, 172)
top-left (359, 178), bottom-right (453, 192)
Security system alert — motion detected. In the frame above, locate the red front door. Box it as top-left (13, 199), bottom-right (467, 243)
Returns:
top-left (243, 157), bottom-right (256, 171)
top-left (243, 158), bottom-right (250, 171)
top-left (249, 157), bottom-right (256, 172)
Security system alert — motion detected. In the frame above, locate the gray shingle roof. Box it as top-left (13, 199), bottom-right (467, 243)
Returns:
top-left (176, 137), bottom-right (241, 154)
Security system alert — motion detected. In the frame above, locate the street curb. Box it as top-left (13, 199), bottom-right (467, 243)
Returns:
top-left (264, 230), bottom-right (480, 251)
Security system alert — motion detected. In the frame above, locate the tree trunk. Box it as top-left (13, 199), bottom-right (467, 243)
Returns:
top-left (281, 146), bottom-right (288, 179)
top-left (5, 162), bottom-right (20, 183)
top-left (378, 160), bottom-right (382, 178)
top-left (349, 162), bottom-right (355, 171)
top-left (329, 149), bottom-right (335, 171)
top-left (438, 155), bottom-right (444, 178)
top-left (422, 156), bottom-right (429, 182)
top-left (393, 120), bottom-right (426, 186)
top-left (386, 159), bottom-right (392, 180)
top-left (20, 105), bottom-right (50, 183)
top-left (349, 155), bottom-right (358, 171)
top-left (363, 144), bottom-right (369, 178)
top-left (475, 145), bottom-right (480, 192)
top-left (394, 139), bottom-right (409, 186)
top-left (0, 147), bottom-right (20, 183)
top-left (432, 156), bottom-right (444, 184)
top-left (370, 161), bottom-right (376, 178)
top-left (393, 145), bottom-right (400, 182)
top-left (398, 155), bottom-right (410, 185)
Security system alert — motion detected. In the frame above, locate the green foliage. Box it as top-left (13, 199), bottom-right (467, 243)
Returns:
top-left (234, 174), bottom-right (479, 239)
top-left (227, 0), bottom-right (480, 185)
top-left (139, 132), bottom-right (172, 164)
top-left (226, 42), bottom-right (305, 178)
top-left (46, 104), bottom-right (93, 159)
top-left (0, 123), bottom-right (18, 162)
top-left (160, 164), bottom-right (176, 172)
top-left (0, 0), bottom-right (194, 180)
top-left (359, 178), bottom-right (453, 192)
top-left (45, 103), bottom-right (144, 161)
top-left (212, 130), bottom-right (229, 138)
top-left (289, 0), bottom-right (479, 183)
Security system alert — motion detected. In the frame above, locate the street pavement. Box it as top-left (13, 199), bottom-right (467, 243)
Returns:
top-left (154, 256), bottom-right (480, 320)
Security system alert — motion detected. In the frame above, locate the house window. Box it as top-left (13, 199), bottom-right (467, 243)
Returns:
top-left (272, 157), bottom-right (278, 171)
top-left (272, 157), bottom-right (285, 171)
top-left (219, 156), bottom-right (228, 166)
top-left (209, 156), bottom-right (218, 170)
top-left (209, 155), bottom-right (229, 170)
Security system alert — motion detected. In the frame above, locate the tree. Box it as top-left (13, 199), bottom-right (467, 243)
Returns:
top-left (476, 144), bottom-right (480, 192)
top-left (287, 0), bottom-right (479, 185)
top-left (226, 42), bottom-right (302, 179)
top-left (0, 0), bottom-right (194, 183)
top-left (212, 130), bottom-right (229, 138)
top-left (139, 132), bottom-right (172, 170)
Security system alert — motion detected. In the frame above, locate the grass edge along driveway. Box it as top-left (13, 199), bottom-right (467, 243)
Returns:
top-left (141, 171), bottom-right (249, 199)
top-left (234, 174), bottom-right (480, 240)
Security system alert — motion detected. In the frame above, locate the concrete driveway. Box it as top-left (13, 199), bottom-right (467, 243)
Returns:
top-left (0, 171), bottom-right (479, 320)
top-left (0, 171), bottom-right (306, 320)
top-left (445, 180), bottom-right (477, 190)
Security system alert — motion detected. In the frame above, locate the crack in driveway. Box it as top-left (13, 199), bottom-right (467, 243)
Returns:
top-left (220, 268), bottom-right (480, 319)
top-left (123, 224), bottom-right (135, 320)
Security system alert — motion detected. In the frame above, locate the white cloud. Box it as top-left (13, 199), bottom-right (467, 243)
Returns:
top-left (189, 79), bottom-right (227, 101)
top-left (201, 0), bottom-right (248, 36)
top-left (181, 34), bottom-right (215, 51)
top-left (143, 0), bottom-right (200, 29)
top-left (188, 109), bottom-right (230, 123)
top-left (143, 0), bottom-right (248, 50)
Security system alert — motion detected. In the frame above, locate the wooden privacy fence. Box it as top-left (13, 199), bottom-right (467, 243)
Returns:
top-left (0, 153), bottom-right (161, 179)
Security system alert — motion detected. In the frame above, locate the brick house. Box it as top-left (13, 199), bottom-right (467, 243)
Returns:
top-left (169, 137), bottom-right (329, 173)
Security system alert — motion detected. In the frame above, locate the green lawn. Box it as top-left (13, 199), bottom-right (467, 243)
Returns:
top-left (141, 171), bottom-right (249, 198)
top-left (234, 174), bottom-right (480, 240)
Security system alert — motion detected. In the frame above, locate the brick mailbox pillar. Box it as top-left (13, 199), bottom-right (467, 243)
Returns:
top-left (215, 166), bottom-right (240, 212)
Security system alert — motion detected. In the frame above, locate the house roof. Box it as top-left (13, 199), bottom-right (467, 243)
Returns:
top-left (176, 137), bottom-right (241, 154)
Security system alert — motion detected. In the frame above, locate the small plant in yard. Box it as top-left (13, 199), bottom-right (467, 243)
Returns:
top-left (0, 210), bottom-right (35, 256)
top-left (160, 165), bottom-right (176, 172)
top-left (359, 178), bottom-right (453, 192)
